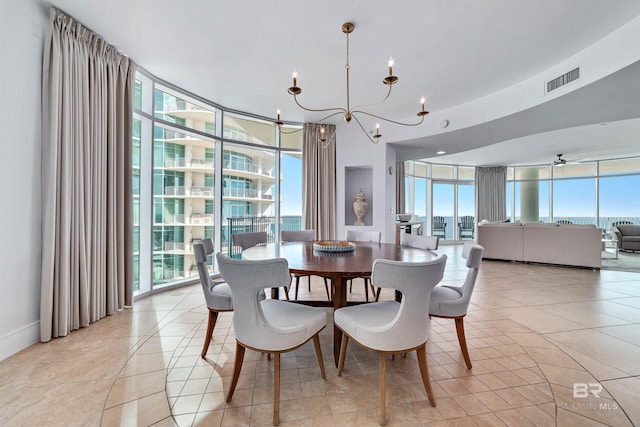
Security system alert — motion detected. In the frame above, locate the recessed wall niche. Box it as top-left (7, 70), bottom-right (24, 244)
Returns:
top-left (345, 166), bottom-right (373, 226)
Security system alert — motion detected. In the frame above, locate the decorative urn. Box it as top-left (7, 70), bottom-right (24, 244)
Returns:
top-left (352, 188), bottom-right (369, 226)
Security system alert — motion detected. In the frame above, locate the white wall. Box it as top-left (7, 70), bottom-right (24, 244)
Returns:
top-left (0, 0), bottom-right (47, 360)
top-left (336, 125), bottom-right (397, 243)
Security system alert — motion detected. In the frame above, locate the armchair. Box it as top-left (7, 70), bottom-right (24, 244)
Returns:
top-left (614, 224), bottom-right (640, 252)
top-left (432, 216), bottom-right (446, 239)
top-left (458, 215), bottom-right (475, 239)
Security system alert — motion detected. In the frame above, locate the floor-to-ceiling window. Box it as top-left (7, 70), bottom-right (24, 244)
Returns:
top-left (405, 161), bottom-right (476, 242)
top-left (133, 73), bottom-right (303, 292)
top-left (505, 158), bottom-right (640, 233)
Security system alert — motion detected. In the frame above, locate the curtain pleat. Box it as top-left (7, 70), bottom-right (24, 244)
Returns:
top-left (475, 166), bottom-right (507, 223)
top-left (40, 8), bottom-right (136, 342)
top-left (302, 124), bottom-right (336, 240)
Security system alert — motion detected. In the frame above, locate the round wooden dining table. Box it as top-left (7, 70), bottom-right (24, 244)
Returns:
top-left (242, 241), bottom-right (440, 365)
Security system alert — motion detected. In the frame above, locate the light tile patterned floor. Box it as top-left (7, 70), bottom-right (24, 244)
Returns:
top-left (1, 245), bottom-right (639, 426)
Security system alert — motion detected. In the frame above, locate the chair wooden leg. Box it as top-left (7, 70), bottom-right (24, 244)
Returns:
top-left (379, 352), bottom-right (387, 426)
top-left (294, 276), bottom-right (301, 300)
top-left (312, 334), bottom-right (326, 379)
top-left (364, 278), bottom-right (369, 302)
top-left (337, 333), bottom-right (349, 376)
top-left (307, 275), bottom-right (311, 292)
top-left (323, 278), bottom-right (331, 301)
top-left (455, 317), bottom-right (472, 369)
top-left (201, 310), bottom-right (218, 358)
top-left (416, 344), bottom-right (436, 407)
top-left (274, 353), bottom-right (280, 426)
top-left (226, 342), bottom-right (245, 402)
top-left (283, 285), bottom-right (289, 301)
top-left (374, 286), bottom-right (381, 302)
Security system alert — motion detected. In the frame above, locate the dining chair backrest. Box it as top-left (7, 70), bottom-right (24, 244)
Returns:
top-left (232, 231), bottom-right (268, 251)
top-left (215, 253), bottom-right (295, 349)
top-left (366, 255), bottom-right (447, 350)
top-left (400, 233), bottom-right (439, 250)
top-left (431, 241), bottom-right (484, 317)
top-left (346, 230), bottom-right (381, 243)
top-left (459, 241), bottom-right (484, 306)
top-left (281, 229), bottom-right (315, 242)
top-left (193, 239), bottom-right (233, 311)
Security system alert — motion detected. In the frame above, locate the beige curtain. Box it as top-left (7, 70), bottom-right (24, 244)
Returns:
top-left (475, 166), bottom-right (507, 222)
top-left (303, 124), bottom-right (336, 240)
top-left (40, 8), bottom-right (136, 342)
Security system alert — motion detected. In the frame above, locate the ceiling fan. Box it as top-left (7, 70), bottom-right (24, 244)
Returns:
top-left (553, 153), bottom-right (567, 166)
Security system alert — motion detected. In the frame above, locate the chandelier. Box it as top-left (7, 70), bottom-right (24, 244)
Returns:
top-left (275, 22), bottom-right (429, 146)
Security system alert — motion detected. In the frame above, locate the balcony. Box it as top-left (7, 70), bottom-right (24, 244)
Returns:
top-left (162, 242), bottom-right (193, 253)
top-left (157, 213), bottom-right (214, 225)
top-left (164, 157), bottom-right (214, 170)
top-left (223, 159), bottom-right (275, 179)
top-left (222, 188), bottom-right (274, 202)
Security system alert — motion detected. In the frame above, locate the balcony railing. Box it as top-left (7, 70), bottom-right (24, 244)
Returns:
top-left (164, 186), bottom-right (185, 196)
top-left (223, 188), bottom-right (258, 199)
top-left (164, 157), bottom-right (214, 169)
top-left (225, 216), bottom-right (302, 258)
top-left (190, 186), bottom-right (214, 197)
top-left (189, 214), bottom-right (214, 224)
top-left (158, 213), bottom-right (214, 225)
top-left (163, 242), bottom-right (193, 252)
top-left (223, 159), bottom-right (274, 177)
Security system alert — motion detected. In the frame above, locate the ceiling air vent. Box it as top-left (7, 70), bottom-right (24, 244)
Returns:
top-left (546, 67), bottom-right (580, 93)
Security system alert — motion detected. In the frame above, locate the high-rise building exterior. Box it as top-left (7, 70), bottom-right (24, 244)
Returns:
top-left (133, 76), bottom-right (303, 292)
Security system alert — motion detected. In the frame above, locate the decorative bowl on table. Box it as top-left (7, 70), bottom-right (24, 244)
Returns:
top-left (396, 214), bottom-right (412, 222)
top-left (313, 240), bottom-right (356, 252)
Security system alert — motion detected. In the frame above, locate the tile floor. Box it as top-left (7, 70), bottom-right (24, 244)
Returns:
top-left (1, 245), bottom-right (639, 426)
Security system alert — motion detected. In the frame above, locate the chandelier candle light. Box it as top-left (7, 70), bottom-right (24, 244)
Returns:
top-left (280, 22), bottom-right (429, 144)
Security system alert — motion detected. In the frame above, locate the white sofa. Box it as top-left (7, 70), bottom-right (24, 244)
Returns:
top-left (477, 222), bottom-right (602, 269)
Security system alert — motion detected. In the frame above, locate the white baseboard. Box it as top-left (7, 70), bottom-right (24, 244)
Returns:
top-left (0, 321), bottom-right (40, 362)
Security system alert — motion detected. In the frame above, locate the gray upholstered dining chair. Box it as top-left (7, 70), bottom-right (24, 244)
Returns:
top-left (400, 233), bottom-right (439, 250)
top-left (216, 253), bottom-right (327, 426)
top-left (232, 231), bottom-right (289, 299)
top-left (370, 233), bottom-right (440, 302)
top-left (429, 241), bottom-right (484, 369)
top-left (232, 231), bottom-right (268, 251)
top-left (281, 229), bottom-right (331, 300)
top-left (345, 229), bottom-right (381, 301)
top-left (192, 239), bottom-right (234, 359)
top-left (335, 255), bottom-right (447, 425)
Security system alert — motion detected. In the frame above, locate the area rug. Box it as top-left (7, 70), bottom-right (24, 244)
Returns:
top-left (601, 250), bottom-right (640, 272)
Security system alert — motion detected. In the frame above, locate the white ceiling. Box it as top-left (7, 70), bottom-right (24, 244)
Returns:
top-left (44, 0), bottom-right (640, 166)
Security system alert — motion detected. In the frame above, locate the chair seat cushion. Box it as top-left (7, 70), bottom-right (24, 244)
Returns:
top-left (256, 300), bottom-right (327, 351)
top-left (207, 282), bottom-right (233, 310)
top-left (429, 285), bottom-right (465, 317)
top-left (335, 301), bottom-right (415, 350)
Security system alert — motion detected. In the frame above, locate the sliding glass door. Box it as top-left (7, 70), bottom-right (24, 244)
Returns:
top-left (432, 182), bottom-right (475, 241)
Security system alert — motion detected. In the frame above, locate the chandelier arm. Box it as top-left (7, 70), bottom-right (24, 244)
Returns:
top-left (279, 127), bottom-right (303, 135)
top-left (350, 84), bottom-right (393, 111)
top-left (293, 94), bottom-right (347, 115)
top-left (351, 110), bottom-right (426, 127)
top-left (351, 114), bottom-right (380, 144)
top-left (314, 111), bottom-right (346, 123)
